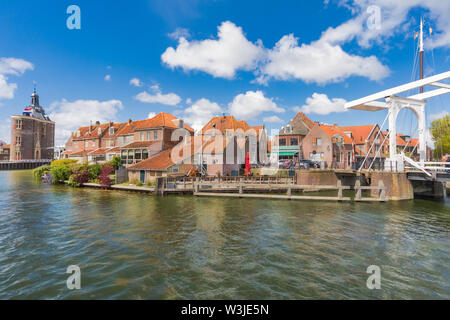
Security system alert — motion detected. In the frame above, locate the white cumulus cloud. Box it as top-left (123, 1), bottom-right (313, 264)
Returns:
top-left (0, 57), bottom-right (34, 100)
top-left (256, 34), bottom-right (389, 85)
top-left (229, 90), bottom-right (284, 121)
top-left (104, 74), bottom-right (111, 81)
top-left (263, 115), bottom-right (284, 123)
top-left (183, 98), bottom-right (223, 132)
top-left (135, 91), bottom-right (181, 106)
top-left (161, 21), bottom-right (264, 79)
top-left (49, 99), bottom-right (123, 145)
top-left (129, 78), bottom-right (142, 87)
top-left (294, 93), bottom-right (348, 115)
top-left (429, 110), bottom-right (449, 122)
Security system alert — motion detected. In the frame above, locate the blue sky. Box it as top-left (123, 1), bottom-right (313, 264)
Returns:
top-left (0, 0), bottom-right (449, 145)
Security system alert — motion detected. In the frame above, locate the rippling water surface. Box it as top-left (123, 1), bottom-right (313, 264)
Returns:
top-left (0, 170), bottom-right (449, 299)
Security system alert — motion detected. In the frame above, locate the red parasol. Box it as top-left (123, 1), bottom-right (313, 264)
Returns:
top-left (245, 152), bottom-right (250, 176)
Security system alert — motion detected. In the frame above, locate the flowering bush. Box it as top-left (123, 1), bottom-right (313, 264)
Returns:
top-left (98, 165), bottom-right (114, 187)
top-left (72, 168), bottom-right (90, 186)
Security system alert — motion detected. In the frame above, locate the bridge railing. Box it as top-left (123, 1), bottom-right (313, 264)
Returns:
top-left (0, 159), bottom-right (52, 164)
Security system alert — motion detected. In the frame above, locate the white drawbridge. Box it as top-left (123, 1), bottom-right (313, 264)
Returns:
top-left (345, 71), bottom-right (450, 175)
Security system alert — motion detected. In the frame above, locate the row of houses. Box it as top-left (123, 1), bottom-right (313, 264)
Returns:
top-left (63, 111), bottom-right (425, 183)
top-left (0, 141), bottom-right (10, 161)
top-left (275, 112), bottom-right (427, 170)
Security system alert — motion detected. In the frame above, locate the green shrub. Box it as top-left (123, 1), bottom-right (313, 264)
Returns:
top-left (110, 155), bottom-right (121, 170)
top-left (67, 175), bottom-right (81, 187)
top-left (50, 165), bottom-right (72, 184)
top-left (136, 181), bottom-right (143, 186)
top-left (51, 159), bottom-right (78, 166)
top-left (88, 164), bottom-right (101, 179)
top-left (32, 165), bottom-right (52, 179)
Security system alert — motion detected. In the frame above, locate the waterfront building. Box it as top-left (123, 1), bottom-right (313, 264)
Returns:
top-left (0, 142), bottom-right (10, 161)
top-left (127, 146), bottom-right (196, 183)
top-left (197, 115), bottom-right (265, 176)
top-left (302, 123), bottom-right (354, 169)
top-left (117, 113), bottom-right (194, 166)
top-left (63, 121), bottom-right (127, 162)
top-left (273, 112), bottom-right (315, 160)
top-left (63, 112), bottom-right (194, 165)
top-left (10, 89), bottom-right (55, 160)
top-left (339, 125), bottom-right (389, 169)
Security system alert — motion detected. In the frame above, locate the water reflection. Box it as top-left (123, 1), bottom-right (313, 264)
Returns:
top-left (0, 170), bottom-right (448, 299)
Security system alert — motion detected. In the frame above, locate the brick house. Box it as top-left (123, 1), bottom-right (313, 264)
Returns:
top-left (196, 115), bottom-right (266, 176)
top-left (63, 121), bottom-right (127, 162)
top-left (117, 113), bottom-right (194, 166)
top-left (274, 112), bottom-right (315, 160)
top-left (63, 112), bottom-right (194, 165)
top-left (0, 143), bottom-right (10, 161)
top-left (302, 123), bottom-right (354, 169)
top-left (340, 125), bottom-right (389, 169)
top-left (10, 89), bottom-right (55, 160)
top-left (127, 144), bottom-right (197, 183)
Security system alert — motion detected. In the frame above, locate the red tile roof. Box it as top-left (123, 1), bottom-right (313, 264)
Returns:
top-left (339, 125), bottom-right (376, 144)
top-left (128, 148), bottom-right (177, 170)
top-left (200, 116), bottom-right (250, 134)
top-left (117, 112), bottom-right (194, 135)
top-left (102, 122), bottom-right (128, 139)
top-left (107, 146), bottom-right (121, 153)
top-left (120, 141), bottom-right (159, 149)
top-left (319, 124), bottom-right (353, 144)
top-left (65, 149), bottom-right (93, 156)
top-left (88, 147), bottom-right (112, 155)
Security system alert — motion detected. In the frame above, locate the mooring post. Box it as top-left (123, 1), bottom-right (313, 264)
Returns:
top-left (379, 180), bottom-right (386, 201)
top-left (337, 180), bottom-right (343, 200)
top-left (355, 179), bottom-right (362, 201)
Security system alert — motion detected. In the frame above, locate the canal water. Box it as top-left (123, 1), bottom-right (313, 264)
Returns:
top-left (0, 170), bottom-right (448, 299)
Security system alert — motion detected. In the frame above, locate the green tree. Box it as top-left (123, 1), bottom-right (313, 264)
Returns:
top-left (110, 155), bottom-right (121, 170)
top-left (430, 114), bottom-right (450, 159)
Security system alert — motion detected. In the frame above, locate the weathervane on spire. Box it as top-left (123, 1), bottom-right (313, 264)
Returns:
top-left (33, 80), bottom-right (37, 93)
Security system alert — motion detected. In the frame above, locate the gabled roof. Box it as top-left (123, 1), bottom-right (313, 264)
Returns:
top-left (292, 112), bottom-right (315, 129)
top-left (72, 121), bottom-right (127, 141)
top-left (102, 122), bottom-right (128, 139)
top-left (319, 124), bottom-right (353, 144)
top-left (117, 113), bottom-right (194, 135)
top-left (339, 125), bottom-right (376, 144)
top-left (279, 112), bottom-right (314, 136)
top-left (200, 116), bottom-right (250, 134)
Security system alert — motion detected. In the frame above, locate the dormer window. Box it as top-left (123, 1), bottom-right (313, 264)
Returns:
top-left (285, 124), bottom-right (292, 134)
top-left (98, 127), bottom-right (102, 135)
top-left (76, 130), bottom-right (80, 137)
top-left (109, 127), bottom-right (115, 135)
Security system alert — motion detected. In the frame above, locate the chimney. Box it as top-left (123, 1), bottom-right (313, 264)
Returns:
top-left (172, 118), bottom-right (184, 128)
top-left (128, 119), bottom-right (132, 124)
top-left (333, 123), bottom-right (338, 127)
